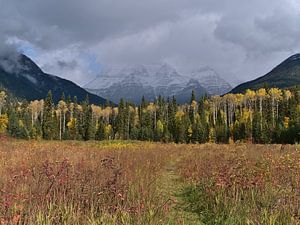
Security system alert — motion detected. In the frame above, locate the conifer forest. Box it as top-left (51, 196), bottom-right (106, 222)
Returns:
top-left (1, 88), bottom-right (300, 144)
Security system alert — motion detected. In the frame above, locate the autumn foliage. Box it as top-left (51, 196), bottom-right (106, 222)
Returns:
top-left (0, 87), bottom-right (300, 144)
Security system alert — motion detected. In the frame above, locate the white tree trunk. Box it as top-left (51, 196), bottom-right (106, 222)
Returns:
top-left (59, 112), bottom-right (62, 140)
top-left (63, 113), bottom-right (66, 133)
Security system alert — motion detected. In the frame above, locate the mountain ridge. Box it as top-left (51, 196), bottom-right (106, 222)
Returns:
top-left (231, 53), bottom-right (300, 93)
top-left (0, 54), bottom-right (108, 104)
top-left (85, 64), bottom-right (232, 103)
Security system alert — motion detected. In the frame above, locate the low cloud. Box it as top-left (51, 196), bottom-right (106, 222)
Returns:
top-left (0, 0), bottom-right (299, 85)
top-left (57, 60), bottom-right (78, 70)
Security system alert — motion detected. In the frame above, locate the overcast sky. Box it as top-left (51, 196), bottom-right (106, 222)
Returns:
top-left (1, 0), bottom-right (300, 86)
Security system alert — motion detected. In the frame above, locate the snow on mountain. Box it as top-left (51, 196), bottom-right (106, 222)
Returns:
top-left (84, 64), bottom-right (230, 103)
top-left (187, 67), bottom-right (232, 96)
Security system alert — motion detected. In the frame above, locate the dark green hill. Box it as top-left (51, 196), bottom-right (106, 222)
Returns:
top-left (231, 54), bottom-right (300, 93)
top-left (0, 54), bottom-right (107, 104)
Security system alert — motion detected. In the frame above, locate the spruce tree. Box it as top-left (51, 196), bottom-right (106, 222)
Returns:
top-left (82, 96), bottom-right (93, 141)
top-left (42, 91), bottom-right (55, 140)
top-left (190, 90), bottom-right (196, 104)
top-left (96, 119), bottom-right (105, 140)
top-left (189, 91), bottom-right (197, 123)
top-left (168, 96), bottom-right (177, 141)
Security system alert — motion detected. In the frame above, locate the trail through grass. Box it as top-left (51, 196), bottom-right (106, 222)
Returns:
top-left (158, 152), bottom-right (201, 225)
top-left (2, 141), bottom-right (300, 224)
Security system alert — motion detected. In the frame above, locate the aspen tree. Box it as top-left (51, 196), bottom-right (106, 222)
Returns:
top-left (256, 88), bottom-right (267, 129)
top-left (58, 100), bottom-right (67, 140)
top-left (0, 91), bottom-right (6, 115)
top-left (269, 88), bottom-right (282, 127)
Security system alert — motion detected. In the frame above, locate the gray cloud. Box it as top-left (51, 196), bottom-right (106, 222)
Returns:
top-left (0, 0), bottom-right (300, 85)
top-left (57, 60), bottom-right (78, 70)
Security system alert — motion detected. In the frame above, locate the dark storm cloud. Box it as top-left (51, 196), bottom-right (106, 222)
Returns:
top-left (1, 0), bottom-right (202, 48)
top-left (0, 0), bottom-right (300, 85)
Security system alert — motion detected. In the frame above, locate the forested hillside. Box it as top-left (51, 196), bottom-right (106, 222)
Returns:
top-left (231, 54), bottom-right (300, 93)
top-left (0, 54), bottom-right (107, 104)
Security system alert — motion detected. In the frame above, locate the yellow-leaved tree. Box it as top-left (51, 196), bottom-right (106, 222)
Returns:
top-left (104, 124), bottom-right (112, 140)
top-left (156, 119), bottom-right (164, 140)
top-left (269, 88), bottom-right (282, 127)
top-left (0, 114), bottom-right (8, 134)
top-left (256, 88), bottom-right (267, 130)
top-left (0, 91), bottom-right (6, 115)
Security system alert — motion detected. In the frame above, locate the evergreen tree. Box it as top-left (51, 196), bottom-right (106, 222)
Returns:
top-left (95, 119), bottom-right (105, 140)
top-left (82, 96), bottom-right (93, 141)
top-left (8, 109), bottom-right (28, 139)
top-left (42, 91), bottom-right (55, 140)
top-left (168, 96), bottom-right (177, 141)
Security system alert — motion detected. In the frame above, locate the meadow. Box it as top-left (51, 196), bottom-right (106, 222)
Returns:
top-left (0, 140), bottom-right (300, 224)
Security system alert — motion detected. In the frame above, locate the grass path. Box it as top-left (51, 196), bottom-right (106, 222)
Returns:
top-left (158, 154), bottom-right (201, 225)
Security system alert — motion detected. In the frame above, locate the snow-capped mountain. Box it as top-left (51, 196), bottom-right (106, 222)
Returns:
top-left (187, 67), bottom-right (232, 96)
top-left (84, 64), bottom-right (231, 104)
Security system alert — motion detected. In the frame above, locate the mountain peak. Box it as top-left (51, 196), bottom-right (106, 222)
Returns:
top-left (187, 67), bottom-right (232, 96)
top-left (0, 54), bottom-right (107, 104)
top-left (192, 66), bottom-right (215, 74)
top-left (275, 53), bottom-right (300, 70)
top-left (85, 63), bottom-right (232, 103)
top-left (121, 64), bottom-right (149, 77)
top-left (156, 63), bottom-right (178, 77)
top-left (286, 53), bottom-right (300, 62)
top-left (0, 53), bottom-right (43, 75)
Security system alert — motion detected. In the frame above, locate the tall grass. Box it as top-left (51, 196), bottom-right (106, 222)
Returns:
top-left (0, 141), bottom-right (178, 224)
top-left (1, 141), bottom-right (300, 224)
top-left (177, 144), bottom-right (300, 225)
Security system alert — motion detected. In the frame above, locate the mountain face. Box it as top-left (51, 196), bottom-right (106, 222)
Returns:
top-left (187, 67), bottom-right (232, 96)
top-left (0, 54), bottom-right (107, 104)
top-left (231, 54), bottom-right (300, 94)
top-left (85, 64), bottom-right (231, 104)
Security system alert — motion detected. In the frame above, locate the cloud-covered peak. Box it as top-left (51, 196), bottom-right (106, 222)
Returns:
top-left (0, 0), bottom-right (299, 85)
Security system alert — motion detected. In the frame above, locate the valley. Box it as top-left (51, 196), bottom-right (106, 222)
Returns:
top-left (1, 0), bottom-right (299, 224)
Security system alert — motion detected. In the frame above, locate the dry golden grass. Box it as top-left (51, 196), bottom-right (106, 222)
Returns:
top-left (177, 144), bottom-right (300, 224)
top-left (0, 140), bottom-right (181, 224)
top-left (1, 141), bottom-right (300, 224)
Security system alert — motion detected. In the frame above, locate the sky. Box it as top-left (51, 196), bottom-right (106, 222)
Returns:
top-left (0, 0), bottom-right (300, 86)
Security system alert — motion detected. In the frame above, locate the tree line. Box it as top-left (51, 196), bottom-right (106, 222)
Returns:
top-left (1, 87), bottom-right (300, 144)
